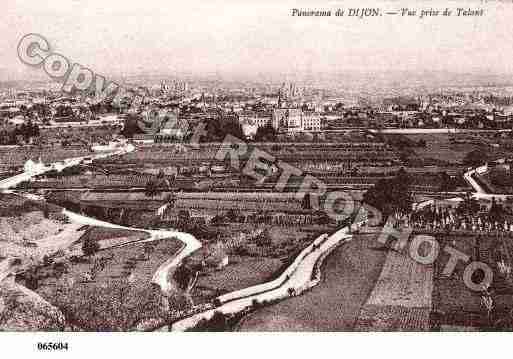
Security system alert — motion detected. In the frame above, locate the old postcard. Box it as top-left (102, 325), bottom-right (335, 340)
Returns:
top-left (0, 0), bottom-right (511, 355)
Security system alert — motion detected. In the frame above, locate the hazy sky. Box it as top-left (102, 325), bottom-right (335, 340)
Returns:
top-left (2, 0), bottom-right (513, 80)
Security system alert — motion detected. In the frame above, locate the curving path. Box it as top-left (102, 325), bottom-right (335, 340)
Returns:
top-left (0, 142), bottom-right (202, 295)
top-left (171, 225), bottom-right (357, 331)
top-left (217, 234), bottom-right (330, 304)
top-left (61, 209), bottom-right (201, 293)
top-left (463, 162), bottom-right (513, 200)
top-left (0, 143), bottom-right (135, 190)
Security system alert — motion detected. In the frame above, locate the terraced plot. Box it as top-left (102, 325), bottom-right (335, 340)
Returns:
top-left (355, 248), bottom-right (434, 331)
top-left (365, 250), bottom-right (433, 308)
top-left (355, 305), bottom-right (430, 331)
top-left (237, 234), bottom-right (387, 331)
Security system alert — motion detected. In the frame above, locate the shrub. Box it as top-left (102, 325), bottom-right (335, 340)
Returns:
top-left (251, 299), bottom-right (260, 309)
top-left (24, 270), bottom-right (39, 290)
top-left (82, 236), bottom-right (100, 257)
top-left (193, 311), bottom-right (228, 332)
top-left (47, 281), bottom-right (169, 331)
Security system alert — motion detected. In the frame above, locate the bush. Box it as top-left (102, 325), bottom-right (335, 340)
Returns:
top-left (251, 299), bottom-right (260, 309)
top-left (189, 311), bottom-right (229, 332)
top-left (82, 236), bottom-right (100, 257)
top-left (463, 149), bottom-right (490, 167)
top-left (24, 270), bottom-right (39, 290)
top-left (47, 281), bottom-right (169, 331)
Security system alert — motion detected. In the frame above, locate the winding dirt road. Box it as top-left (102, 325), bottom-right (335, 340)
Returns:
top-left (0, 143), bottom-right (202, 295)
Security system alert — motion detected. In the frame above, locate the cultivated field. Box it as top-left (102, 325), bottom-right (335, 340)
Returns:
top-left (432, 234), bottom-right (513, 330)
top-left (67, 226), bottom-right (150, 254)
top-left (402, 134), bottom-right (481, 164)
top-left (364, 249), bottom-right (434, 308)
top-left (0, 146), bottom-right (93, 171)
top-left (0, 277), bottom-right (64, 331)
top-left (353, 238), bottom-right (434, 331)
top-left (355, 304), bottom-right (431, 331)
top-left (33, 236), bottom-right (183, 331)
top-left (355, 251), bottom-right (433, 331)
top-left (194, 255), bottom-right (283, 300)
top-left (237, 234), bottom-right (387, 331)
top-left (190, 224), bottom-right (327, 304)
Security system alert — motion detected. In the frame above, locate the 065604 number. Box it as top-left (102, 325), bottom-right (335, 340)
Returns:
top-left (37, 342), bottom-right (69, 351)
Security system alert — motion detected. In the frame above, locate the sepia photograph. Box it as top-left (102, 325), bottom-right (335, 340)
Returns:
top-left (1, 0), bottom-right (513, 355)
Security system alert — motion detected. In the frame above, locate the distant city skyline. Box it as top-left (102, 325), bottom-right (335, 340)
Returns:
top-left (3, 0), bottom-right (513, 85)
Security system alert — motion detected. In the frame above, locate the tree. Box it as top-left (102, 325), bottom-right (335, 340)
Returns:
top-left (314, 210), bottom-right (332, 225)
top-left (164, 192), bottom-right (177, 207)
top-left (143, 243), bottom-right (155, 261)
top-left (488, 197), bottom-right (505, 224)
top-left (456, 192), bottom-right (480, 217)
top-left (254, 123), bottom-right (277, 142)
top-left (210, 214), bottom-right (225, 226)
top-left (82, 236), bottom-right (100, 258)
top-left (301, 193), bottom-right (312, 210)
top-left (177, 209), bottom-right (191, 226)
top-left (255, 228), bottom-right (272, 247)
top-left (192, 310), bottom-right (228, 331)
top-left (47, 280), bottom-right (170, 331)
top-left (24, 269), bottom-right (39, 290)
top-left (439, 171), bottom-right (456, 192)
top-left (463, 149), bottom-right (489, 167)
top-left (225, 208), bottom-right (239, 222)
top-left (144, 178), bottom-right (161, 198)
top-left (363, 168), bottom-right (413, 221)
top-left (172, 263), bottom-right (196, 292)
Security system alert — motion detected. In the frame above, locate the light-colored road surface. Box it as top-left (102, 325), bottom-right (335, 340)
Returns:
top-left (0, 143), bottom-right (135, 190)
top-left (171, 226), bottom-right (353, 331)
top-left (0, 142), bottom-right (202, 295)
top-left (217, 234), bottom-right (329, 303)
top-left (0, 258), bottom-right (16, 283)
top-left (8, 140), bottom-right (504, 330)
top-left (463, 163), bottom-right (513, 200)
top-left (369, 128), bottom-right (513, 134)
top-left (62, 210), bottom-right (201, 293)
top-left (463, 165), bottom-right (487, 195)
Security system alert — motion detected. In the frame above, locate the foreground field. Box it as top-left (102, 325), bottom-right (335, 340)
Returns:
top-left (0, 193), bottom-right (85, 266)
top-left (355, 304), bottom-right (431, 331)
top-left (33, 236), bottom-right (183, 331)
top-left (189, 224), bottom-right (325, 304)
top-left (432, 234), bottom-right (513, 330)
top-left (67, 226), bottom-right (150, 254)
top-left (237, 234), bottom-right (387, 331)
top-left (194, 255), bottom-right (283, 301)
top-left (0, 276), bottom-right (64, 331)
top-left (364, 247), bottom-right (433, 308)
top-left (354, 245), bottom-right (434, 331)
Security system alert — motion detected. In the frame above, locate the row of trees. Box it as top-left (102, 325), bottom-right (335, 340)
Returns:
top-left (0, 120), bottom-right (41, 145)
top-left (363, 168), bottom-right (413, 222)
